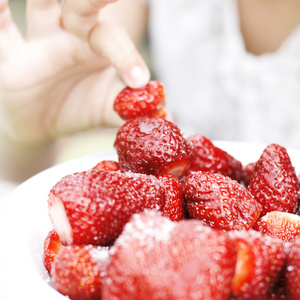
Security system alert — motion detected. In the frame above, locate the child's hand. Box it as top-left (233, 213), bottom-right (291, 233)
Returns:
top-left (0, 0), bottom-right (150, 145)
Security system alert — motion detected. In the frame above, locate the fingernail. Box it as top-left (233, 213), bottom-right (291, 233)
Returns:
top-left (126, 66), bottom-right (150, 88)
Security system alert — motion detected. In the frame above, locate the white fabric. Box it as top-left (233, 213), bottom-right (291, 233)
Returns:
top-left (147, 0), bottom-right (300, 149)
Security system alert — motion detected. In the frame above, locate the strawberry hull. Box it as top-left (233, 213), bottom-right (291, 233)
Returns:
top-left (48, 170), bottom-right (165, 246)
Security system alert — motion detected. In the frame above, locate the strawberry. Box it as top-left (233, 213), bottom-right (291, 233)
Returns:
top-left (92, 160), bottom-right (120, 171)
top-left (113, 80), bottom-right (166, 121)
top-left (114, 117), bottom-right (194, 178)
top-left (229, 230), bottom-right (286, 300)
top-left (51, 244), bottom-right (109, 300)
top-left (286, 236), bottom-right (300, 300)
top-left (183, 171), bottom-right (262, 231)
top-left (242, 161), bottom-right (256, 187)
top-left (267, 273), bottom-right (288, 300)
top-left (43, 229), bottom-right (64, 273)
top-left (102, 210), bottom-right (236, 300)
top-left (248, 144), bottom-right (299, 216)
top-left (187, 134), bottom-right (243, 181)
top-left (48, 169), bottom-right (165, 246)
top-left (286, 237), bottom-right (300, 300)
top-left (253, 211), bottom-right (300, 242)
top-left (158, 174), bottom-right (185, 221)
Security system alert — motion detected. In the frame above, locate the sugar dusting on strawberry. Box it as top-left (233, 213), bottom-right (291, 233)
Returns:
top-left (103, 210), bottom-right (236, 300)
top-left (51, 245), bottom-right (109, 300)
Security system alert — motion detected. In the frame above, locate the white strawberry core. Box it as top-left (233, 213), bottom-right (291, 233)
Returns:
top-left (48, 195), bottom-right (73, 245)
top-left (263, 211), bottom-right (300, 225)
top-left (168, 165), bottom-right (186, 178)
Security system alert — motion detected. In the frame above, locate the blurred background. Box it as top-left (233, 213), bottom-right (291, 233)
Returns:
top-left (9, 0), bottom-right (26, 36)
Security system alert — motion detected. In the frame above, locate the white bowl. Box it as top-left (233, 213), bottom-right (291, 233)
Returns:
top-left (0, 142), bottom-right (299, 300)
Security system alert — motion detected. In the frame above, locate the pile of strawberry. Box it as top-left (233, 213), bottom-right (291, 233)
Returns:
top-left (44, 81), bottom-right (300, 300)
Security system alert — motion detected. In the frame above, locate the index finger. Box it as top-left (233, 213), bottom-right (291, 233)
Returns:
top-left (61, 0), bottom-right (118, 39)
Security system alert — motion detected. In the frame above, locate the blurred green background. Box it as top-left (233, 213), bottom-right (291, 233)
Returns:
top-left (10, 0), bottom-right (26, 35)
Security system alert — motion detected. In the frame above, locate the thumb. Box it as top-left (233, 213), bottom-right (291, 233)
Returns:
top-left (89, 20), bottom-right (150, 88)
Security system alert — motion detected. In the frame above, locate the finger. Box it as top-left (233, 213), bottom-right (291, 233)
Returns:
top-left (89, 21), bottom-right (150, 88)
top-left (26, 0), bottom-right (61, 39)
top-left (62, 0), bottom-right (118, 40)
top-left (0, 0), bottom-right (24, 60)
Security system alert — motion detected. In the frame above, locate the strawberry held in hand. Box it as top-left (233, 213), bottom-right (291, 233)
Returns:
top-left (51, 244), bottom-right (109, 300)
top-left (48, 169), bottom-right (165, 246)
top-left (248, 143), bottom-right (299, 216)
top-left (102, 210), bottom-right (237, 300)
top-left (114, 117), bottom-right (194, 178)
top-left (114, 80), bottom-right (166, 120)
top-left (183, 171), bottom-right (262, 231)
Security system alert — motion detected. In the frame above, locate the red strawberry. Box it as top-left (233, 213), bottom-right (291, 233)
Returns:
top-left (267, 273), bottom-right (288, 300)
top-left (51, 244), bottom-right (109, 300)
top-left (158, 174), bottom-right (185, 221)
top-left (248, 144), bottom-right (299, 216)
top-left (113, 80), bottom-right (166, 121)
top-left (92, 160), bottom-right (120, 171)
top-left (114, 117), bottom-right (193, 178)
top-left (48, 170), bottom-right (165, 246)
top-left (102, 210), bottom-right (236, 300)
top-left (242, 161), bottom-right (256, 187)
top-left (43, 229), bottom-right (64, 273)
top-left (229, 230), bottom-right (286, 300)
top-left (187, 134), bottom-right (243, 181)
top-left (183, 171), bottom-right (262, 231)
top-left (286, 236), bottom-right (300, 300)
top-left (253, 211), bottom-right (300, 242)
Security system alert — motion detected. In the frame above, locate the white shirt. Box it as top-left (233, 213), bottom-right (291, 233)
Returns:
top-left (146, 0), bottom-right (300, 149)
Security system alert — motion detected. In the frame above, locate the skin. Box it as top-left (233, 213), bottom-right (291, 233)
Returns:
top-left (0, 0), bottom-right (149, 181)
top-left (1, 0), bottom-right (300, 182)
top-left (237, 0), bottom-right (300, 55)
